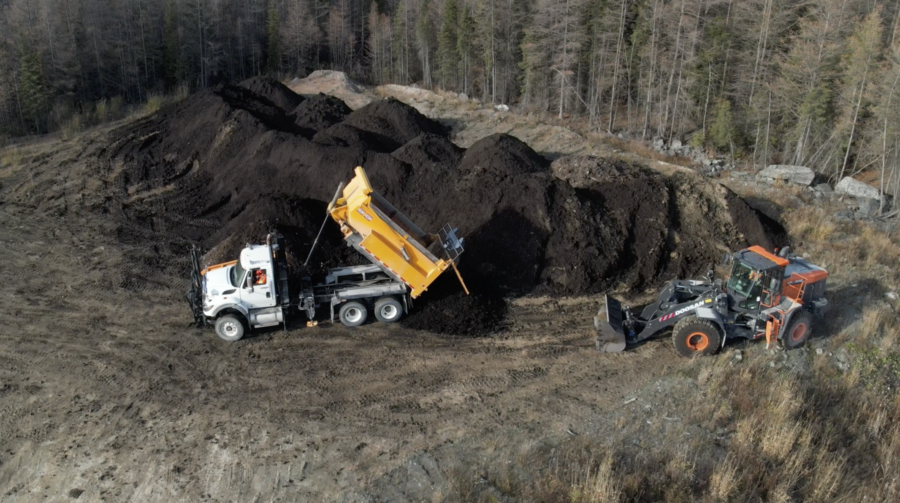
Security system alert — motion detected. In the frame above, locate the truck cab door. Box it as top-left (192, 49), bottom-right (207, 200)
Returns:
top-left (239, 267), bottom-right (277, 309)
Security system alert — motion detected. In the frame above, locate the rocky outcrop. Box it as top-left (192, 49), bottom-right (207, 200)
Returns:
top-left (835, 177), bottom-right (881, 200)
top-left (756, 165), bottom-right (815, 186)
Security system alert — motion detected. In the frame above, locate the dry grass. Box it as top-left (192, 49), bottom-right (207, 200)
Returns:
top-left (460, 347), bottom-right (900, 502)
top-left (444, 196), bottom-right (900, 503)
top-left (0, 146), bottom-right (23, 168)
top-left (605, 136), bottom-right (698, 167)
top-left (783, 204), bottom-right (900, 285)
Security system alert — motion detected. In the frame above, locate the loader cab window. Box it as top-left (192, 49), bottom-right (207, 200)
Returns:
top-left (727, 260), bottom-right (760, 299)
top-left (728, 260), bottom-right (783, 310)
top-left (230, 261), bottom-right (247, 288)
top-left (760, 269), bottom-right (783, 307)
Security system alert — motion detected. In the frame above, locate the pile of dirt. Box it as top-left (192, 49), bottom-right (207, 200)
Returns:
top-left (238, 77), bottom-right (305, 113)
top-left (292, 94), bottom-right (352, 134)
top-left (104, 78), bottom-right (786, 336)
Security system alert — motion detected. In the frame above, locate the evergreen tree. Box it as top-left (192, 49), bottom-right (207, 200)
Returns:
top-left (267, 0), bottom-right (281, 73)
top-left (17, 47), bottom-right (48, 133)
top-left (437, 0), bottom-right (460, 90)
top-left (835, 6), bottom-right (883, 179)
top-left (416, 0), bottom-right (436, 88)
top-left (708, 97), bottom-right (736, 154)
top-left (392, 0), bottom-right (411, 82)
top-left (457, 3), bottom-right (477, 96)
top-left (163, 0), bottom-right (181, 90)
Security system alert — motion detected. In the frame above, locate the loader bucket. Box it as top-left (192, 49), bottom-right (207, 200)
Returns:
top-left (595, 295), bottom-right (627, 352)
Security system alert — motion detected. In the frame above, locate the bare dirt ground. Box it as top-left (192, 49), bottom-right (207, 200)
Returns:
top-left (0, 131), bottom-right (683, 502)
top-left (0, 73), bottom-right (878, 502)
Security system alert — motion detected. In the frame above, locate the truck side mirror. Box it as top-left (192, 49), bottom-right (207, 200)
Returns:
top-left (245, 275), bottom-right (253, 291)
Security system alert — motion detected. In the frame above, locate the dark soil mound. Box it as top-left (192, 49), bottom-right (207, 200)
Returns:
top-left (402, 287), bottom-right (507, 336)
top-left (341, 98), bottom-right (446, 150)
top-left (104, 88), bottom-right (787, 337)
top-left (238, 76), bottom-right (305, 113)
top-left (391, 134), bottom-right (463, 170)
top-left (292, 93), bottom-right (351, 133)
top-left (313, 124), bottom-right (394, 152)
top-left (458, 134), bottom-right (549, 176)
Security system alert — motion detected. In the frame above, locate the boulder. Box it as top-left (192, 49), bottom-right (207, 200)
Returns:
top-left (756, 165), bottom-right (816, 186)
top-left (835, 176), bottom-right (882, 200)
top-left (813, 183), bottom-right (833, 193)
top-left (856, 197), bottom-right (883, 216)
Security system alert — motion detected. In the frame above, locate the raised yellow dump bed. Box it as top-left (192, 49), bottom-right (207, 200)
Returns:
top-left (328, 166), bottom-right (465, 298)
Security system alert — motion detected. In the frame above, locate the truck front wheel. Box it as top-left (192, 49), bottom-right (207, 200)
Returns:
top-left (374, 297), bottom-right (403, 323)
top-left (672, 316), bottom-right (721, 357)
top-left (215, 314), bottom-right (245, 342)
top-left (339, 301), bottom-right (367, 327)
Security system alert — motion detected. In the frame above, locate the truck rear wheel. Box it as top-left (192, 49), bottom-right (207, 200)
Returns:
top-left (339, 301), bottom-right (367, 327)
top-left (672, 316), bottom-right (721, 357)
top-left (374, 297), bottom-right (403, 323)
top-left (215, 314), bottom-right (245, 342)
top-left (783, 311), bottom-right (813, 349)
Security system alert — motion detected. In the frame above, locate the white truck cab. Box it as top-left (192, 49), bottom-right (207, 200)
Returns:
top-left (199, 241), bottom-right (286, 341)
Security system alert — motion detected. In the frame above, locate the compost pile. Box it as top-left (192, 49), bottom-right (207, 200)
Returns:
top-left (106, 77), bottom-right (785, 335)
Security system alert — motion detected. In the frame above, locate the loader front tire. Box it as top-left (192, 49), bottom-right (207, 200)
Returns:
top-left (215, 314), bottom-right (245, 342)
top-left (783, 311), bottom-right (813, 349)
top-left (672, 316), bottom-right (721, 357)
top-left (339, 301), bottom-right (367, 327)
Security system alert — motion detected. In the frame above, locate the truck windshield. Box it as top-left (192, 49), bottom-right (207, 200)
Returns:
top-left (230, 261), bottom-right (246, 287)
top-left (727, 260), bottom-right (760, 298)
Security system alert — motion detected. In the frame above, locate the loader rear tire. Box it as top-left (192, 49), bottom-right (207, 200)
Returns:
top-left (374, 297), bottom-right (403, 323)
top-left (339, 301), bottom-right (367, 327)
top-left (783, 311), bottom-right (813, 349)
top-left (215, 315), bottom-right (245, 342)
top-left (672, 316), bottom-right (721, 357)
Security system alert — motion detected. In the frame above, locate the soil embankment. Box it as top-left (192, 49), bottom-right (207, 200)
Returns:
top-left (106, 77), bottom-right (785, 334)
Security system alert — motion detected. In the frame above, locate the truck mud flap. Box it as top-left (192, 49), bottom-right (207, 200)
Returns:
top-left (595, 295), bottom-right (626, 352)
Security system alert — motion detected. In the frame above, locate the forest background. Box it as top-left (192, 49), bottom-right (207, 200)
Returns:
top-left (2, 0), bottom-right (900, 194)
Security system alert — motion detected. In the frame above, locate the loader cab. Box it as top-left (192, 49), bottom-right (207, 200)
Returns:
top-left (726, 247), bottom-right (788, 312)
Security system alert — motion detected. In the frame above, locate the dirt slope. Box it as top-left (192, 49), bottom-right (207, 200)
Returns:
top-left (103, 79), bottom-right (784, 337)
top-left (0, 77), bottom-right (795, 503)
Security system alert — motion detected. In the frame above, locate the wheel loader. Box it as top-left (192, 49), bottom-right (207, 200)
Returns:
top-left (595, 246), bottom-right (829, 357)
top-left (186, 166), bottom-right (467, 341)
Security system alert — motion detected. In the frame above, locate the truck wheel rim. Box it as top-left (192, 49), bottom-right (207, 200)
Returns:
top-left (345, 308), bottom-right (363, 323)
top-left (223, 322), bottom-right (239, 336)
top-left (381, 305), bottom-right (398, 319)
top-left (791, 323), bottom-right (807, 342)
top-left (686, 332), bottom-right (709, 351)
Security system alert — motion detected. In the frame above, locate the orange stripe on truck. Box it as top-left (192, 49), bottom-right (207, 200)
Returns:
top-left (200, 260), bottom-right (237, 276)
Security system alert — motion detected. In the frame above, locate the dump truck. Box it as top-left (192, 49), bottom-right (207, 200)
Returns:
top-left (186, 166), bottom-right (466, 341)
top-left (595, 246), bottom-right (828, 356)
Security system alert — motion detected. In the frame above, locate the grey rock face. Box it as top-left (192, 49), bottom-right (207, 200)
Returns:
top-left (835, 176), bottom-right (881, 200)
top-left (756, 165), bottom-right (816, 186)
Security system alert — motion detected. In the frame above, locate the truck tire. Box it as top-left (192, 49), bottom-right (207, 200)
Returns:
top-left (672, 316), bottom-right (721, 357)
top-left (215, 314), bottom-right (245, 342)
top-left (339, 301), bottom-right (367, 327)
top-left (374, 297), bottom-right (403, 323)
top-left (783, 310), bottom-right (813, 349)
